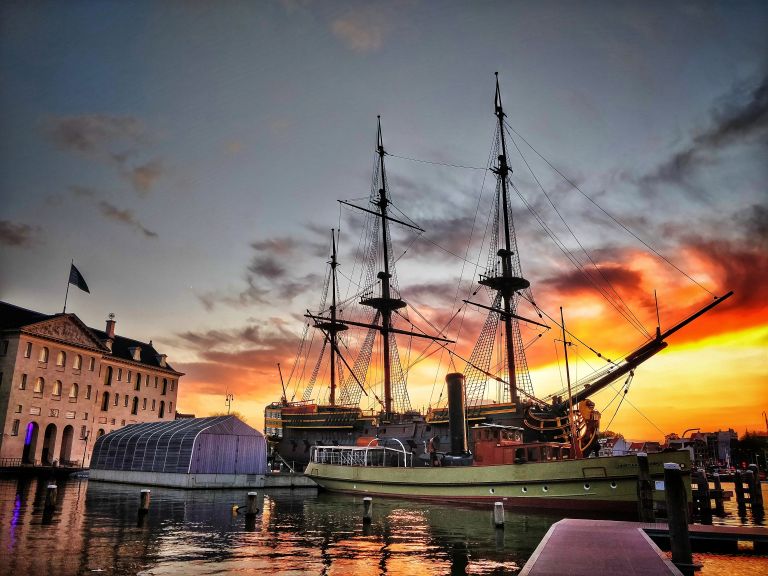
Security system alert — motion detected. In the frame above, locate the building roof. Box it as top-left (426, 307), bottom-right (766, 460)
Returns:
top-left (90, 416), bottom-right (266, 474)
top-left (0, 300), bottom-right (180, 374)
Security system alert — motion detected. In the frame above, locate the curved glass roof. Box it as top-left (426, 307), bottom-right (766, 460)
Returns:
top-left (90, 416), bottom-right (247, 473)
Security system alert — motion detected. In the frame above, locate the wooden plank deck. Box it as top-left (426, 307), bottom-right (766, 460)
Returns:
top-left (520, 519), bottom-right (683, 576)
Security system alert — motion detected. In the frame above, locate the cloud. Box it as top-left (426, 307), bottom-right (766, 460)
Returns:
top-left (127, 159), bottom-right (164, 195)
top-left (45, 114), bottom-right (164, 195)
top-left (98, 201), bottom-right (158, 238)
top-left (0, 220), bottom-right (42, 247)
top-left (330, 4), bottom-right (403, 53)
top-left (638, 74), bottom-right (768, 191)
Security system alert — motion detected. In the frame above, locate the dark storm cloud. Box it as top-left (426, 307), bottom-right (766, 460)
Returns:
top-left (97, 201), bottom-right (158, 238)
top-left (543, 263), bottom-right (644, 297)
top-left (0, 220), bottom-right (42, 247)
top-left (638, 75), bottom-right (768, 191)
top-left (247, 256), bottom-right (286, 279)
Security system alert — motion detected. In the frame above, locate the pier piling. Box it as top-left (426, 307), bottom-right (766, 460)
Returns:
top-left (692, 470), bottom-right (712, 525)
top-left (664, 463), bottom-right (694, 576)
top-left (44, 484), bottom-right (58, 509)
top-left (712, 473), bottom-right (726, 516)
top-left (246, 492), bottom-right (259, 516)
top-left (493, 502), bottom-right (505, 528)
top-left (734, 470), bottom-right (747, 512)
top-left (747, 464), bottom-right (764, 512)
top-left (363, 497), bottom-right (373, 524)
top-left (139, 489), bottom-right (151, 512)
top-left (636, 452), bottom-right (654, 522)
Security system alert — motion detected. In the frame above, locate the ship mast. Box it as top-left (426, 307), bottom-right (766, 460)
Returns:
top-left (478, 73), bottom-right (531, 409)
top-left (317, 229), bottom-right (348, 406)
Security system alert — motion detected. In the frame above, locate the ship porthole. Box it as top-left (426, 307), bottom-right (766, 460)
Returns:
top-left (583, 483), bottom-right (590, 491)
top-left (522, 487), bottom-right (528, 493)
top-left (542, 485), bottom-right (548, 492)
top-left (489, 488), bottom-right (495, 495)
top-left (610, 481), bottom-right (617, 489)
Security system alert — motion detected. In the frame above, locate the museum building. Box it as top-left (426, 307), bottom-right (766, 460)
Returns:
top-left (0, 301), bottom-right (183, 467)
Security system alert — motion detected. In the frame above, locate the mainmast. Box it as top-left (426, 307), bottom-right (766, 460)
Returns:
top-left (361, 117), bottom-right (407, 416)
top-left (478, 73), bottom-right (531, 408)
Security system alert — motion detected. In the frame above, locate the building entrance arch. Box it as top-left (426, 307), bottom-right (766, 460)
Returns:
top-left (42, 423), bottom-right (57, 465)
top-left (22, 422), bottom-right (40, 464)
top-left (60, 425), bottom-right (75, 464)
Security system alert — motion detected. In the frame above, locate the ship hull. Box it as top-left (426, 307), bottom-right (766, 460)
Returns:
top-left (305, 451), bottom-right (691, 516)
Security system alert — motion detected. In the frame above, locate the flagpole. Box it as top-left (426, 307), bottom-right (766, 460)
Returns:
top-left (63, 259), bottom-right (73, 313)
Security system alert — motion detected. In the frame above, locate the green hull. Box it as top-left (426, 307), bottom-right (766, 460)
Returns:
top-left (305, 451), bottom-right (691, 515)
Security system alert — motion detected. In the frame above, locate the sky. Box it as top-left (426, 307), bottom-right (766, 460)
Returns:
top-left (1, 1), bottom-right (766, 442)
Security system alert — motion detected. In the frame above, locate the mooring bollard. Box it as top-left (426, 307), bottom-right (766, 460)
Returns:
top-left (712, 473), bottom-right (726, 516)
top-left (363, 497), bottom-right (373, 524)
top-left (664, 463), bottom-right (694, 576)
top-left (140, 489), bottom-right (151, 512)
top-left (636, 452), bottom-right (654, 523)
top-left (246, 492), bottom-right (259, 516)
top-left (493, 501), bottom-right (505, 528)
top-left (747, 464), bottom-right (764, 512)
top-left (693, 470), bottom-right (712, 525)
top-left (45, 484), bottom-right (58, 509)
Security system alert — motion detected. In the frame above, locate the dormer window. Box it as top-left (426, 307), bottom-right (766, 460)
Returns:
top-left (129, 347), bottom-right (142, 361)
top-left (156, 354), bottom-right (167, 368)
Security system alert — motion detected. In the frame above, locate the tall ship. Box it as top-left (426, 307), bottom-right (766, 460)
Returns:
top-left (267, 74), bottom-right (732, 472)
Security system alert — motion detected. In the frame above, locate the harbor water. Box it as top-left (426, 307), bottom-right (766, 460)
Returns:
top-left (0, 476), bottom-right (766, 575)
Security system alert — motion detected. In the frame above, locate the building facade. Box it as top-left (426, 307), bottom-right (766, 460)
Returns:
top-left (0, 301), bottom-right (183, 467)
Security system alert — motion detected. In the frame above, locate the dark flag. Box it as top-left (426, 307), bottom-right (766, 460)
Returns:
top-left (69, 263), bottom-right (90, 293)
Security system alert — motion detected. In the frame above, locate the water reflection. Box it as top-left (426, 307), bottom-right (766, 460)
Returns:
top-left (0, 477), bottom-right (553, 575)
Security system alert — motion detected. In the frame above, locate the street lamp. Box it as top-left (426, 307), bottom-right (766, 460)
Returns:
top-left (225, 393), bottom-right (234, 415)
top-left (81, 430), bottom-right (90, 469)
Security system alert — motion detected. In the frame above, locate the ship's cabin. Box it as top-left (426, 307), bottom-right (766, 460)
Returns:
top-left (471, 424), bottom-right (572, 466)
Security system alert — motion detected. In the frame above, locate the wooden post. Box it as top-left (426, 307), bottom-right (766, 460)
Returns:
top-left (246, 492), bottom-right (259, 516)
top-left (734, 470), bottom-right (747, 512)
top-left (363, 497), bottom-right (373, 524)
top-left (664, 463), bottom-right (694, 576)
top-left (693, 470), bottom-right (712, 525)
top-left (712, 473), bottom-right (726, 516)
top-left (44, 484), bottom-right (58, 509)
top-left (636, 452), bottom-right (654, 522)
top-left (747, 464), bottom-right (764, 512)
top-left (493, 501), bottom-right (505, 528)
top-left (139, 489), bottom-right (151, 512)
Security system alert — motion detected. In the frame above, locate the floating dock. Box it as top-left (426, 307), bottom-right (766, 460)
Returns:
top-left (521, 519), bottom-right (768, 575)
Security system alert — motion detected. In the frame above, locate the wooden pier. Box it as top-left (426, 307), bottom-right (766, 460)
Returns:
top-left (520, 518), bottom-right (768, 576)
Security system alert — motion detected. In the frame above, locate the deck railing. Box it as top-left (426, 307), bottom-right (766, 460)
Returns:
top-left (310, 439), bottom-right (413, 468)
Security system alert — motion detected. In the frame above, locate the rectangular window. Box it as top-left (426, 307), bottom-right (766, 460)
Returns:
top-left (152, 399), bottom-right (156, 410)
top-left (121, 419), bottom-right (125, 426)
top-left (124, 396), bottom-right (128, 407)
top-left (171, 380), bottom-right (175, 391)
top-left (127, 371), bottom-right (132, 383)
top-left (155, 377), bottom-right (158, 388)
top-left (30, 406), bottom-right (41, 416)
top-left (24, 342), bottom-right (32, 358)
top-left (114, 394), bottom-right (119, 406)
top-left (0, 372), bottom-right (3, 387)
top-left (11, 420), bottom-right (20, 436)
top-left (83, 412), bottom-right (89, 420)
top-left (86, 384), bottom-right (92, 399)
top-left (89, 357), bottom-right (95, 371)
top-left (110, 418), bottom-right (115, 425)
top-left (117, 368), bottom-right (122, 381)
top-left (19, 374), bottom-right (27, 390)
top-left (142, 398), bottom-right (147, 409)
top-left (80, 426), bottom-right (87, 439)
top-left (66, 411), bottom-right (76, 419)
top-left (15, 404), bottom-right (22, 413)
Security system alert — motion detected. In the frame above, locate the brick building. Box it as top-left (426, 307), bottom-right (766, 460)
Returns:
top-left (0, 301), bottom-right (183, 467)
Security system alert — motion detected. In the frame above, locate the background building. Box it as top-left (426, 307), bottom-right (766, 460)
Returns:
top-left (0, 301), bottom-right (183, 467)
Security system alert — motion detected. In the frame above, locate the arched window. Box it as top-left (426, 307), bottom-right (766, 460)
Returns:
top-left (135, 373), bottom-right (141, 391)
top-left (101, 392), bottom-right (110, 411)
top-left (74, 355), bottom-right (82, 370)
top-left (114, 393), bottom-right (119, 406)
top-left (56, 351), bottom-right (66, 367)
top-left (69, 383), bottom-right (79, 399)
top-left (39, 347), bottom-right (49, 362)
top-left (96, 428), bottom-right (105, 438)
top-left (34, 377), bottom-right (45, 393)
top-left (52, 380), bottom-right (62, 396)
top-left (104, 366), bottom-right (113, 386)
top-left (162, 378), bottom-right (167, 395)
top-left (131, 396), bottom-right (139, 415)
top-left (159, 401), bottom-right (165, 418)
